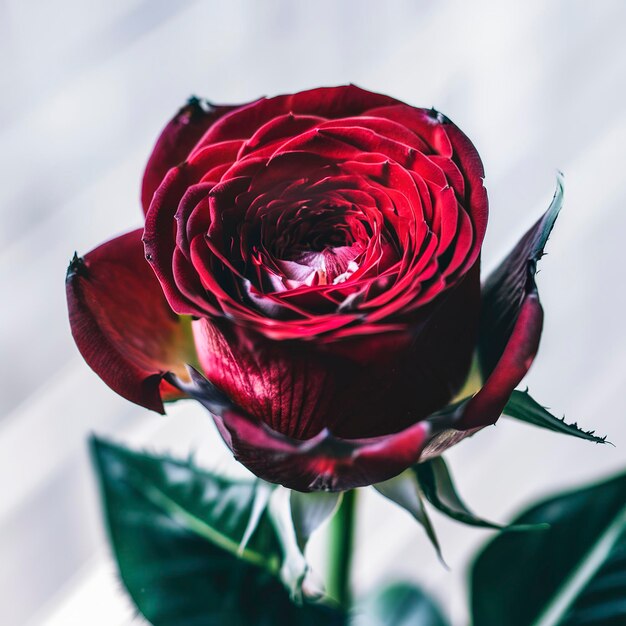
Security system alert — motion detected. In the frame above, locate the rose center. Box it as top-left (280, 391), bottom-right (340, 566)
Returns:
top-left (265, 204), bottom-right (367, 286)
top-left (286, 247), bottom-right (362, 286)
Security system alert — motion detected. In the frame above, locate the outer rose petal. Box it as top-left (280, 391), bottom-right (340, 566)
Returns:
top-left (422, 176), bottom-right (563, 445)
top-left (455, 293), bottom-right (543, 429)
top-left (66, 229), bottom-right (197, 413)
top-left (420, 292), bottom-right (543, 456)
top-left (166, 367), bottom-right (435, 492)
top-left (192, 85), bottom-right (399, 149)
top-left (141, 97), bottom-right (242, 214)
top-left (443, 120), bottom-right (488, 276)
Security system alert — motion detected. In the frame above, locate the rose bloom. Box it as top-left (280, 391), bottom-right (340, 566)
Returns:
top-left (67, 86), bottom-right (557, 491)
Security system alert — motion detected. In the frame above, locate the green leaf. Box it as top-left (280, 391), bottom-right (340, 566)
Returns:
top-left (290, 491), bottom-right (343, 553)
top-left (352, 582), bottom-right (449, 626)
top-left (416, 458), bottom-right (503, 530)
top-left (471, 470), bottom-right (626, 626)
top-left (374, 470), bottom-right (444, 564)
top-left (504, 389), bottom-right (608, 444)
top-left (91, 437), bottom-right (344, 626)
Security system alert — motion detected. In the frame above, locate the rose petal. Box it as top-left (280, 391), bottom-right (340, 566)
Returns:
top-left (238, 113), bottom-right (325, 158)
top-left (441, 117), bottom-right (488, 268)
top-left (193, 85), bottom-right (399, 150)
top-left (66, 229), bottom-right (197, 413)
top-left (166, 367), bottom-right (433, 492)
top-left (478, 174), bottom-right (563, 377)
top-left (141, 97), bottom-right (241, 214)
top-left (432, 177), bottom-right (563, 432)
top-left (319, 116), bottom-right (430, 153)
top-left (192, 318), bottom-right (342, 438)
top-left (454, 292), bottom-right (543, 429)
top-left (364, 105), bottom-right (454, 156)
top-left (143, 165), bottom-right (210, 317)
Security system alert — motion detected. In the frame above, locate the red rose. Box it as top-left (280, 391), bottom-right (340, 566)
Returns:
top-left (67, 86), bottom-right (558, 491)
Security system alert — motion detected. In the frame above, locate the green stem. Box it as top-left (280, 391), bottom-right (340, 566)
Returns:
top-left (327, 489), bottom-right (357, 608)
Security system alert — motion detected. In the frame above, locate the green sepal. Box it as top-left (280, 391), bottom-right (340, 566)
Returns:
top-left (374, 470), bottom-right (444, 565)
top-left (415, 457), bottom-right (503, 530)
top-left (290, 490), bottom-right (343, 553)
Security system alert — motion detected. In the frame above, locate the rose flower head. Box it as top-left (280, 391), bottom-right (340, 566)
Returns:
top-left (67, 86), bottom-right (560, 491)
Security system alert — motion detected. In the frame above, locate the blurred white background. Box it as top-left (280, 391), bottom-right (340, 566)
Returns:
top-left (1, 1), bottom-right (626, 624)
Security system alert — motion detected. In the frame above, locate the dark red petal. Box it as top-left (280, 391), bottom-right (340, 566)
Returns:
top-left (166, 367), bottom-right (432, 492)
top-left (191, 318), bottom-right (343, 439)
top-left (478, 175), bottom-right (563, 377)
top-left (319, 116), bottom-right (430, 152)
top-left (288, 84), bottom-right (400, 118)
top-left (238, 113), bottom-right (325, 158)
top-left (141, 98), bottom-right (242, 214)
top-left (441, 117), bottom-right (488, 269)
top-left (194, 85), bottom-right (399, 149)
top-left (66, 229), bottom-right (197, 413)
top-left (454, 292), bottom-right (543, 429)
top-left (367, 105), bottom-right (487, 272)
top-left (143, 165), bottom-right (208, 317)
top-left (364, 105), bottom-right (454, 156)
top-left (438, 177), bottom-right (563, 432)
